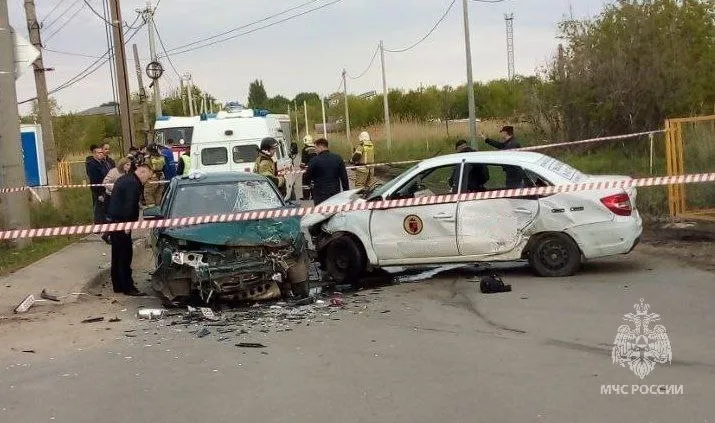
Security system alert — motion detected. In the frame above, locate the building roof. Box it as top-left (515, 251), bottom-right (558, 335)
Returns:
top-left (76, 104), bottom-right (118, 117)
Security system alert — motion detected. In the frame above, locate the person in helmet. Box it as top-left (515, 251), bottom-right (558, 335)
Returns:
top-left (254, 137), bottom-right (286, 194)
top-left (300, 134), bottom-right (317, 199)
top-left (351, 131), bottom-right (375, 189)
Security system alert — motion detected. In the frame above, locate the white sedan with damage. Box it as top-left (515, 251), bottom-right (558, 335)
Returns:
top-left (301, 151), bottom-right (642, 283)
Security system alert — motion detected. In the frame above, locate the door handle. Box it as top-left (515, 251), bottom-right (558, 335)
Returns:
top-left (514, 208), bottom-right (533, 214)
top-left (432, 212), bottom-right (454, 219)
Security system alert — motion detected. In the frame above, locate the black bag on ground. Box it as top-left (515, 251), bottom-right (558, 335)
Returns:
top-left (480, 274), bottom-right (512, 294)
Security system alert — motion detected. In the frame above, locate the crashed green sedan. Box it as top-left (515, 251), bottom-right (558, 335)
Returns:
top-left (143, 172), bottom-right (309, 304)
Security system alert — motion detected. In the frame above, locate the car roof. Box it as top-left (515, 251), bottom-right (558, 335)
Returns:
top-left (174, 171), bottom-right (267, 185)
top-left (418, 150), bottom-right (550, 167)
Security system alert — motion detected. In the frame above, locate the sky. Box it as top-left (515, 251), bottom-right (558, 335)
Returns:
top-left (9, 0), bottom-right (611, 115)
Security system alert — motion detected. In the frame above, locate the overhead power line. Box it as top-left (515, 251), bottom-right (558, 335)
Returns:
top-left (41, 0), bottom-right (71, 24)
top-left (18, 22), bottom-right (146, 104)
top-left (162, 0), bottom-right (322, 54)
top-left (42, 47), bottom-right (103, 58)
top-left (160, 0), bottom-right (345, 57)
top-left (153, 22), bottom-right (182, 79)
top-left (44, 2), bottom-right (86, 41)
top-left (43, 0), bottom-right (83, 30)
top-left (384, 0), bottom-right (457, 53)
top-left (82, 0), bottom-right (113, 26)
top-left (346, 44), bottom-right (380, 80)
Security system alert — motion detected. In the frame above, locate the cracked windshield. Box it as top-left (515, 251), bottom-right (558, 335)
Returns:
top-left (1, 0), bottom-right (714, 422)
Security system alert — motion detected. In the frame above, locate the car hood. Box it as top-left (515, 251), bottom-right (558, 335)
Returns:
top-left (301, 189), bottom-right (364, 228)
top-left (162, 217), bottom-right (302, 247)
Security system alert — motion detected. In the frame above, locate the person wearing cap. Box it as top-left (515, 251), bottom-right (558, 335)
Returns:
top-left (254, 137), bottom-right (286, 195)
top-left (300, 134), bottom-right (317, 199)
top-left (483, 126), bottom-right (525, 188)
top-left (484, 125), bottom-right (521, 150)
top-left (351, 131), bottom-right (375, 189)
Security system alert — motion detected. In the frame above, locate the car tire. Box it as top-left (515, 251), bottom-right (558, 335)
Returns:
top-left (528, 233), bottom-right (581, 277)
top-left (324, 235), bottom-right (366, 285)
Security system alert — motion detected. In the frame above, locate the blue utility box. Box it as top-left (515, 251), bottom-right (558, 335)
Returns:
top-left (20, 124), bottom-right (47, 187)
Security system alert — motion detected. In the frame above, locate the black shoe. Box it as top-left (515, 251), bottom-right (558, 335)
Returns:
top-left (124, 288), bottom-right (147, 297)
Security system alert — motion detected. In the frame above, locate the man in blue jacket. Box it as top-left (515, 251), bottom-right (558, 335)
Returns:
top-left (159, 141), bottom-right (177, 180)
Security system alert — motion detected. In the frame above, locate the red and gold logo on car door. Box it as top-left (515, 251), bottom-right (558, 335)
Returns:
top-left (403, 215), bottom-right (424, 235)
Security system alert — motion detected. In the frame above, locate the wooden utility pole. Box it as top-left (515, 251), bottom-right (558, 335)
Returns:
top-left (132, 44), bottom-right (150, 143)
top-left (0, 0), bottom-right (31, 244)
top-left (24, 0), bottom-right (58, 198)
top-left (108, 0), bottom-right (134, 153)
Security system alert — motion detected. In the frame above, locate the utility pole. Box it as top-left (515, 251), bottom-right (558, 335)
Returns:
top-left (184, 73), bottom-right (195, 116)
top-left (179, 78), bottom-right (187, 115)
top-left (505, 13), bottom-right (515, 81)
top-left (143, 1), bottom-right (162, 117)
top-left (303, 100), bottom-right (309, 137)
top-left (293, 101), bottom-right (299, 141)
top-left (0, 0), bottom-right (32, 243)
top-left (108, 0), bottom-right (134, 153)
top-left (132, 44), bottom-right (150, 143)
top-left (23, 0), bottom-right (57, 192)
top-left (462, 0), bottom-right (478, 149)
top-left (379, 40), bottom-right (392, 151)
top-left (320, 96), bottom-right (327, 139)
top-left (342, 69), bottom-right (351, 144)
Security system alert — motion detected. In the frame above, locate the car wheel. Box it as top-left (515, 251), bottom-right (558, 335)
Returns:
top-left (528, 233), bottom-right (581, 277)
top-left (324, 235), bottom-right (366, 285)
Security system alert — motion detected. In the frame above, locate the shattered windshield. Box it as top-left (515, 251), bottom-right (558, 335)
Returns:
top-left (170, 181), bottom-right (283, 217)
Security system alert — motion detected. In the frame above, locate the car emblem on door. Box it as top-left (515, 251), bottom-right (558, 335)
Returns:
top-left (403, 215), bottom-right (423, 235)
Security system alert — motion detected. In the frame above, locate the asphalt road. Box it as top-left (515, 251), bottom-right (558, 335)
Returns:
top-left (1, 246), bottom-right (714, 423)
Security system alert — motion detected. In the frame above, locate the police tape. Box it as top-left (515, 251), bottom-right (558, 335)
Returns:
top-left (0, 172), bottom-right (712, 241)
top-left (279, 129), bottom-right (666, 176)
top-left (0, 129), bottom-right (665, 194)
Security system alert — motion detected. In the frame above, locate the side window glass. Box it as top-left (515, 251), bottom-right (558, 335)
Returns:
top-left (523, 169), bottom-right (552, 187)
top-left (391, 164), bottom-right (460, 199)
top-left (201, 147), bottom-right (228, 165)
top-left (468, 164), bottom-right (529, 191)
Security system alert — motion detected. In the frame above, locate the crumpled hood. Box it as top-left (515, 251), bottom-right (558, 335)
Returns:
top-left (301, 189), bottom-right (363, 229)
top-left (163, 217), bottom-right (302, 247)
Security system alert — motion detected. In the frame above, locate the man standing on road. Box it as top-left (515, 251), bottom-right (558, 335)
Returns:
top-left (143, 144), bottom-right (166, 207)
top-left (300, 135), bottom-right (317, 199)
top-left (102, 142), bottom-right (115, 169)
top-left (254, 138), bottom-right (286, 195)
top-left (176, 146), bottom-right (192, 176)
top-left (351, 131), bottom-right (375, 189)
top-left (86, 144), bottom-right (112, 244)
top-left (483, 125), bottom-right (521, 150)
top-left (159, 142), bottom-right (177, 180)
top-left (106, 165), bottom-right (153, 296)
top-left (305, 138), bottom-right (349, 205)
top-left (448, 140), bottom-right (486, 193)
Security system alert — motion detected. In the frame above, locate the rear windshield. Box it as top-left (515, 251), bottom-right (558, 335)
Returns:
top-left (537, 156), bottom-right (586, 182)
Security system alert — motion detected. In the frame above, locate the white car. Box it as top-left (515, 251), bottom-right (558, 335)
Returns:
top-left (301, 151), bottom-right (642, 282)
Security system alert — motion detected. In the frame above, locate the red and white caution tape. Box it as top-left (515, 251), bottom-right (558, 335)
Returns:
top-left (1, 172), bottom-right (712, 241)
top-left (0, 180), bottom-right (169, 195)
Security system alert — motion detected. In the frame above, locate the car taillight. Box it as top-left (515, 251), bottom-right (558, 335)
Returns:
top-left (601, 193), bottom-right (632, 216)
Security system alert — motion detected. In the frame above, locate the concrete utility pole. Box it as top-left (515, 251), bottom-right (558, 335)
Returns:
top-left (179, 78), bottom-right (187, 115)
top-left (379, 40), bottom-right (392, 151)
top-left (132, 44), bottom-right (150, 143)
top-left (184, 73), bottom-right (195, 116)
top-left (321, 96), bottom-right (327, 139)
top-left (0, 0), bottom-right (32, 242)
top-left (462, 0), bottom-right (478, 149)
top-left (303, 100), bottom-right (309, 137)
top-left (23, 0), bottom-right (57, 186)
top-left (143, 1), bottom-right (162, 117)
top-left (342, 69), bottom-right (351, 144)
top-left (109, 0), bottom-right (134, 153)
top-left (293, 101), bottom-right (299, 141)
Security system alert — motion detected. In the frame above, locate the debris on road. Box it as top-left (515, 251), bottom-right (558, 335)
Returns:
top-left (137, 308), bottom-right (165, 320)
top-left (479, 274), bottom-right (512, 294)
top-left (40, 289), bottom-right (60, 302)
top-left (109, 316), bottom-right (122, 323)
top-left (196, 327), bottom-right (211, 338)
top-left (236, 342), bottom-right (266, 348)
top-left (21, 350), bottom-right (36, 353)
top-left (81, 317), bottom-right (105, 323)
top-left (13, 295), bottom-right (36, 314)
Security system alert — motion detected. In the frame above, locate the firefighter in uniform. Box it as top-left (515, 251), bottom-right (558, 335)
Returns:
top-left (254, 138), bottom-right (286, 196)
top-left (300, 134), bottom-right (317, 199)
top-left (176, 146), bottom-right (192, 176)
top-left (351, 131), bottom-right (375, 189)
top-left (144, 144), bottom-right (166, 207)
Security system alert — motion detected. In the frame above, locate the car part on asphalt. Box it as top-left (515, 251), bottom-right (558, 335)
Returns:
top-left (479, 274), bottom-right (512, 294)
top-left (137, 308), bottom-right (166, 320)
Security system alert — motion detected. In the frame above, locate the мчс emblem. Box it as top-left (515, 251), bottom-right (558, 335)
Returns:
top-left (403, 215), bottom-right (423, 235)
top-left (611, 298), bottom-right (672, 379)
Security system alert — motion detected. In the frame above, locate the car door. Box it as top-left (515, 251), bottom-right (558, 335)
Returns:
top-left (456, 163), bottom-right (539, 257)
top-left (370, 163), bottom-right (461, 262)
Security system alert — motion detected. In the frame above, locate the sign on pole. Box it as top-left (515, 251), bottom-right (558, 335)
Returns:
top-left (13, 31), bottom-right (40, 80)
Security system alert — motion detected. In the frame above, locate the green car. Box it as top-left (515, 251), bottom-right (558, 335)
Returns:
top-left (144, 172), bottom-right (309, 304)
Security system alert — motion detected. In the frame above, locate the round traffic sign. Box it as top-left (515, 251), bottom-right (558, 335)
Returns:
top-left (146, 61), bottom-right (164, 80)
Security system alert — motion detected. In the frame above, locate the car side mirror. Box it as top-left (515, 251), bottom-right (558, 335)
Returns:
top-left (143, 206), bottom-right (163, 220)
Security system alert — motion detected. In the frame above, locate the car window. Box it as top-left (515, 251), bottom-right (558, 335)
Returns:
top-left (170, 181), bottom-right (283, 217)
top-left (366, 164), bottom-right (419, 200)
top-left (233, 145), bottom-right (259, 163)
top-left (390, 164), bottom-right (460, 199)
top-left (201, 147), bottom-right (228, 165)
top-left (523, 169), bottom-right (552, 187)
top-left (465, 163), bottom-right (530, 191)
